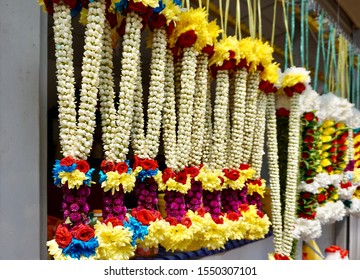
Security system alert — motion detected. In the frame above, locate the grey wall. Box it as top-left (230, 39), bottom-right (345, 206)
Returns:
top-left (0, 0), bottom-right (47, 259)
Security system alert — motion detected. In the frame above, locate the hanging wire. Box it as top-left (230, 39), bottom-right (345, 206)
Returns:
top-left (282, 0), bottom-right (293, 68)
top-left (300, 0), bottom-right (305, 67)
top-left (305, 0), bottom-right (309, 69)
top-left (236, 0), bottom-right (242, 39)
top-left (247, 0), bottom-right (255, 39)
top-left (357, 54), bottom-right (360, 108)
top-left (224, 0), bottom-right (230, 36)
top-left (270, 0), bottom-right (277, 47)
top-left (313, 11), bottom-right (323, 92)
top-left (219, 0), bottom-right (225, 38)
top-left (257, 0), bottom-right (262, 40)
top-left (290, 0), bottom-right (296, 60)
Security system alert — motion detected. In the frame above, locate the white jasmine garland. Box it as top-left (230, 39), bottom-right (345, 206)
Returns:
top-left (73, 0), bottom-right (106, 160)
top-left (141, 27), bottom-right (167, 159)
top-left (175, 46), bottom-right (198, 171)
top-left (315, 200), bottom-right (346, 225)
top-left (282, 93), bottom-right (301, 256)
top-left (112, 12), bottom-right (143, 162)
top-left (98, 20), bottom-right (118, 162)
top-left (242, 71), bottom-right (260, 164)
top-left (189, 53), bottom-right (209, 166)
top-left (265, 93), bottom-right (283, 255)
top-left (250, 93), bottom-right (267, 177)
top-left (162, 49), bottom-right (177, 169)
top-left (347, 129), bottom-right (354, 162)
top-left (202, 74), bottom-right (213, 167)
top-left (347, 197), bottom-right (360, 216)
top-left (299, 88), bottom-right (320, 114)
top-left (229, 69), bottom-right (248, 168)
top-left (211, 70), bottom-right (229, 170)
top-left (53, 3), bottom-right (77, 158)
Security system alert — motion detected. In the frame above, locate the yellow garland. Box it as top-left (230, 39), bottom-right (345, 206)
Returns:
top-left (260, 62), bottom-right (280, 84)
top-left (161, 0), bottom-right (182, 25)
top-left (154, 173), bottom-right (192, 194)
top-left (209, 36), bottom-right (240, 67)
top-left (160, 223), bottom-right (194, 252)
top-left (100, 168), bottom-right (141, 195)
top-left (199, 213), bottom-right (229, 250)
top-left (241, 205), bottom-right (271, 240)
top-left (223, 216), bottom-right (249, 241)
top-left (137, 219), bottom-right (169, 248)
top-left (94, 221), bottom-right (135, 260)
top-left (281, 68), bottom-right (311, 88)
top-left (47, 239), bottom-right (71, 260)
top-left (58, 169), bottom-right (90, 190)
top-left (195, 166), bottom-right (225, 191)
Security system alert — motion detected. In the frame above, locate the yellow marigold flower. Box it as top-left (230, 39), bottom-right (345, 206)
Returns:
top-left (321, 143), bottom-right (332, 151)
top-left (161, 224), bottom-right (194, 252)
top-left (247, 179), bottom-right (266, 197)
top-left (101, 171), bottom-right (136, 195)
top-left (200, 213), bottom-right (228, 250)
top-left (320, 158), bottom-right (332, 167)
top-left (320, 135), bottom-right (332, 143)
top-left (322, 120), bottom-right (335, 128)
top-left (195, 167), bottom-right (225, 191)
top-left (209, 35), bottom-right (240, 67)
top-left (316, 165), bottom-right (323, 173)
top-left (321, 152), bottom-right (329, 159)
top-left (161, 0), bottom-right (182, 25)
top-left (133, 0), bottom-right (159, 8)
top-left (353, 168), bottom-right (360, 183)
top-left (138, 219), bottom-right (168, 248)
top-left (58, 169), bottom-right (88, 190)
top-left (281, 67), bottom-right (311, 88)
top-left (260, 62), bottom-right (280, 84)
top-left (242, 205), bottom-right (270, 240)
top-left (94, 221), bottom-right (135, 260)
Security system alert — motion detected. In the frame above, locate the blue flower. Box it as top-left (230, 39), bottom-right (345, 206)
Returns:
top-left (99, 170), bottom-right (107, 184)
top-left (173, 0), bottom-right (182, 7)
top-left (70, 1), bottom-right (82, 17)
top-left (52, 160), bottom-right (76, 186)
top-left (115, 0), bottom-right (128, 13)
top-left (125, 160), bottom-right (132, 174)
top-left (153, 0), bottom-right (165, 13)
top-left (124, 217), bottom-right (148, 246)
top-left (84, 168), bottom-right (95, 186)
top-left (62, 238), bottom-right (98, 259)
top-left (137, 168), bottom-right (159, 182)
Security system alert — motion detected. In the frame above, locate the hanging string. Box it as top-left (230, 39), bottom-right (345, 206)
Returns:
top-left (270, 0), bottom-right (277, 47)
top-left (206, 0), bottom-right (210, 15)
top-left (290, 0), bottom-right (295, 61)
top-left (305, 0), bottom-right (309, 69)
top-left (186, 0), bottom-right (190, 9)
top-left (320, 20), bottom-right (329, 94)
top-left (198, 0), bottom-right (202, 8)
top-left (247, 0), bottom-right (255, 39)
top-left (313, 11), bottom-right (323, 92)
top-left (282, 0), bottom-right (293, 68)
top-left (253, 0), bottom-right (257, 38)
top-left (300, 0), bottom-right (305, 67)
top-left (257, 0), bottom-right (262, 40)
top-left (219, 0), bottom-right (225, 38)
top-left (328, 29), bottom-right (335, 94)
top-left (357, 54), bottom-right (360, 108)
top-left (224, 0), bottom-right (230, 36)
top-left (236, 0), bottom-right (242, 39)
top-left (349, 45), bottom-right (355, 103)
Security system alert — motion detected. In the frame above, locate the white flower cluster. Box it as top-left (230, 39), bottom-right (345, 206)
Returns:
top-left (211, 70), bottom-right (230, 170)
top-left (347, 197), bottom-right (360, 216)
top-left (293, 218), bottom-right (322, 241)
top-left (144, 27), bottom-right (167, 159)
top-left (316, 200), bottom-right (346, 225)
top-left (162, 49), bottom-right (177, 169)
top-left (282, 93), bottom-right (301, 256)
top-left (317, 92), bottom-right (354, 124)
top-left (229, 69), bottom-right (248, 168)
top-left (53, 4), bottom-right (77, 157)
top-left (242, 72), bottom-right (260, 164)
top-left (298, 173), bottom-right (340, 194)
top-left (189, 53), bottom-right (209, 166)
top-left (98, 21), bottom-right (117, 162)
top-left (74, 0), bottom-right (106, 160)
top-left (250, 93), bottom-right (267, 177)
top-left (112, 12), bottom-right (143, 162)
top-left (175, 47), bottom-right (198, 171)
top-left (299, 87), bottom-right (321, 114)
top-left (265, 93), bottom-right (283, 254)
top-left (202, 75), bottom-right (213, 167)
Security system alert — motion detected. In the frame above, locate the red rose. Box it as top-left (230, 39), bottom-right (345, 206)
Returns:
top-left (184, 166), bottom-right (200, 178)
top-left (274, 253), bottom-right (290, 260)
top-left (301, 192), bottom-right (312, 199)
top-left (293, 82), bottom-right (306, 93)
top-left (340, 182), bottom-right (352, 189)
top-left (259, 80), bottom-right (270, 91)
top-left (76, 160), bottom-right (90, 173)
top-left (202, 44), bottom-right (215, 56)
top-left (223, 168), bottom-right (240, 181)
top-left (177, 30), bottom-right (197, 48)
top-left (301, 152), bottom-right (310, 159)
top-left (227, 212), bottom-right (241, 221)
top-left (166, 20), bottom-right (175, 36)
top-left (162, 167), bottom-right (176, 183)
top-left (149, 13), bottom-right (167, 30)
top-left (338, 145), bottom-right (347, 152)
top-left (305, 179), bottom-right (314, 184)
top-left (329, 147), bottom-right (336, 153)
top-left (212, 216), bottom-right (224, 224)
top-left (306, 129), bottom-right (314, 135)
top-left (115, 162), bottom-right (129, 174)
top-left (239, 204), bottom-right (250, 212)
top-left (337, 137), bottom-right (346, 145)
top-left (283, 87), bottom-right (294, 97)
top-left (133, 155), bottom-right (142, 169)
top-left (128, 0), bottom-right (148, 14)
top-left (55, 225), bottom-right (72, 248)
top-left (218, 59), bottom-right (236, 70)
top-left (176, 171), bottom-right (188, 184)
top-left (303, 135), bottom-right (314, 143)
top-left (104, 217), bottom-right (123, 227)
top-left (239, 163), bottom-right (250, 170)
top-left (306, 169), bottom-right (314, 176)
top-left (276, 107), bottom-right (290, 117)
top-left (331, 155), bottom-right (338, 164)
top-left (307, 143), bottom-right (313, 150)
top-left (196, 207), bottom-right (206, 217)
top-left (317, 193), bottom-right (327, 203)
top-left (326, 166), bottom-right (333, 173)
top-left (133, 209), bottom-right (156, 225)
top-left (71, 224), bottom-right (95, 242)
top-left (165, 216), bottom-right (179, 226)
top-left (303, 112), bottom-right (315, 122)
top-left (237, 58), bottom-right (248, 70)
top-left (257, 63), bottom-right (265, 72)
top-left (100, 160), bottom-right (115, 173)
top-left (180, 216), bottom-right (192, 228)
top-left (60, 156), bottom-right (75, 166)
top-left (140, 158), bottom-right (158, 170)
top-left (256, 210), bottom-right (265, 218)
top-left (63, 0), bottom-right (78, 9)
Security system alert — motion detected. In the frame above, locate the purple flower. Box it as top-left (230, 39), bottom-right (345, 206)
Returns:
top-left (82, 203), bottom-right (89, 213)
top-left (70, 203), bottom-right (80, 212)
top-left (69, 212), bottom-right (82, 222)
top-left (113, 198), bottom-right (123, 205)
top-left (63, 209), bottom-right (70, 217)
top-left (170, 202), bottom-right (179, 209)
top-left (64, 194), bottom-right (75, 204)
top-left (103, 197), bottom-right (112, 205)
top-left (104, 206), bottom-right (112, 213)
top-left (77, 197), bottom-right (87, 205)
top-left (145, 197), bottom-right (153, 203)
top-left (62, 202), bottom-right (68, 210)
top-left (152, 197), bottom-right (158, 204)
top-left (78, 186), bottom-right (90, 197)
top-left (113, 205), bottom-right (124, 214)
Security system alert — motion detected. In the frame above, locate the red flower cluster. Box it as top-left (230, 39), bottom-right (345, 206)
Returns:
top-left (259, 80), bottom-right (277, 94)
top-left (283, 82), bottom-right (306, 97)
top-left (226, 211), bottom-right (242, 221)
top-left (100, 160), bottom-right (129, 175)
top-left (222, 168), bottom-right (240, 181)
top-left (54, 223), bottom-right (95, 248)
top-left (340, 181), bottom-right (352, 189)
top-left (60, 156), bottom-right (90, 173)
top-left (276, 107), bottom-right (290, 117)
top-left (177, 30), bottom-right (197, 48)
top-left (104, 217), bottom-right (124, 227)
top-left (131, 208), bottom-right (162, 225)
top-left (133, 155), bottom-right (158, 171)
top-left (274, 253), bottom-right (291, 260)
top-left (165, 216), bottom-right (192, 228)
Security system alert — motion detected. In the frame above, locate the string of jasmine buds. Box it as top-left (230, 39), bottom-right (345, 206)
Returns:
top-left (202, 74), bottom-right (213, 167)
top-left (98, 20), bottom-right (118, 162)
top-left (229, 69), bottom-right (248, 168)
top-left (162, 49), bottom-right (178, 169)
top-left (347, 128), bottom-right (354, 162)
top-left (144, 27), bottom-right (167, 159)
top-left (74, 0), bottom-right (106, 160)
top-left (282, 93), bottom-right (301, 256)
top-left (211, 70), bottom-right (230, 170)
top-left (174, 59), bottom-right (182, 117)
top-left (242, 71), bottom-right (260, 164)
top-left (189, 53), bottom-right (209, 166)
top-left (112, 11), bottom-right (143, 162)
top-left (266, 93), bottom-right (283, 255)
top-left (225, 79), bottom-right (232, 167)
top-left (53, 3), bottom-right (77, 158)
top-left (251, 93), bottom-right (267, 177)
top-left (175, 46), bottom-right (197, 171)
